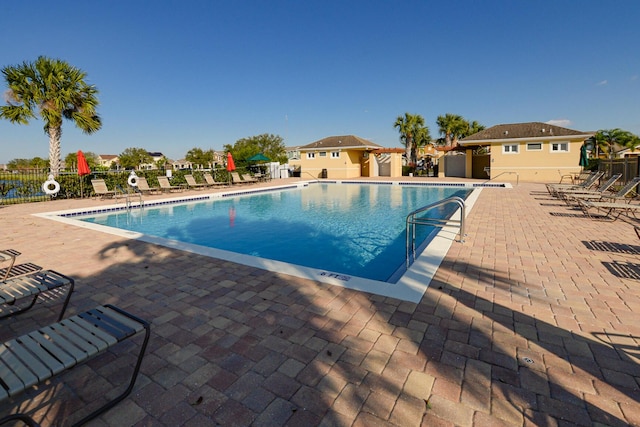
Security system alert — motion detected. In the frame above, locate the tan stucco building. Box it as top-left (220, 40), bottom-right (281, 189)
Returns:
top-left (295, 135), bottom-right (403, 179)
top-left (458, 122), bottom-right (594, 183)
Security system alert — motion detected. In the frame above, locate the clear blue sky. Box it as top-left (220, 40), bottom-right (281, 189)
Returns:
top-left (1, 0), bottom-right (639, 164)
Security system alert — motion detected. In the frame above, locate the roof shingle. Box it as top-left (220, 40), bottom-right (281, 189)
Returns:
top-left (461, 122), bottom-right (591, 142)
top-left (299, 135), bottom-right (382, 150)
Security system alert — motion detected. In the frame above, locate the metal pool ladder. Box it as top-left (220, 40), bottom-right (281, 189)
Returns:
top-left (406, 196), bottom-right (466, 267)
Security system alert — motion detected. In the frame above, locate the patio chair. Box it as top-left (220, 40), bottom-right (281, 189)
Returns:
top-left (597, 176), bottom-right (640, 203)
top-left (135, 177), bottom-right (161, 195)
top-left (0, 249), bottom-right (19, 281)
top-left (558, 173), bottom-right (622, 204)
top-left (0, 304), bottom-right (150, 427)
top-left (546, 171), bottom-right (604, 196)
top-left (91, 179), bottom-right (119, 199)
top-left (157, 176), bottom-right (185, 192)
top-left (184, 174), bottom-right (208, 190)
top-left (577, 199), bottom-right (640, 221)
top-left (557, 169), bottom-right (591, 184)
top-left (241, 173), bottom-right (258, 183)
top-left (0, 270), bottom-right (74, 321)
top-left (231, 172), bottom-right (249, 185)
top-left (0, 249), bottom-right (41, 281)
top-left (203, 172), bottom-right (226, 187)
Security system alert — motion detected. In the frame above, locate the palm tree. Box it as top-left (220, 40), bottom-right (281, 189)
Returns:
top-left (436, 113), bottom-right (466, 147)
top-left (463, 120), bottom-right (486, 138)
top-left (394, 113), bottom-right (426, 164)
top-left (594, 129), bottom-right (633, 159)
top-left (621, 133), bottom-right (640, 155)
top-left (0, 56), bottom-right (101, 176)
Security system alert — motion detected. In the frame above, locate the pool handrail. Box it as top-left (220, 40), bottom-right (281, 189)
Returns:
top-left (406, 196), bottom-right (466, 267)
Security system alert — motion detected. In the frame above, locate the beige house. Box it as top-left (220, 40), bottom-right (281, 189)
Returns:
top-left (458, 122), bottom-right (594, 183)
top-left (97, 154), bottom-right (119, 169)
top-left (296, 135), bottom-right (403, 179)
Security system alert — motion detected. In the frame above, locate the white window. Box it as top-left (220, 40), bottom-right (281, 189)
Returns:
top-left (331, 151), bottom-right (340, 158)
top-left (551, 142), bottom-right (569, 152)
top-left (319, 151), bottom-right (327, 157)
top-left (527, 143), bottom-right (542, 151)
top-left (307, 152), bottom-right (315, 159)
top-left (503, 143), bottom-right (519, 154)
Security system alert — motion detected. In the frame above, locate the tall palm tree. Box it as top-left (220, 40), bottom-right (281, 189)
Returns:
top-left (463, 120), bottom-right (486, 138)
top-left (595, 128), bottom-right (633, 159)
top-left (436, 114), bottom-right (467, 147)
top-left (0, 56), bottom-right (101, 176)
top-left (394, 113), bottom-right (426, 164)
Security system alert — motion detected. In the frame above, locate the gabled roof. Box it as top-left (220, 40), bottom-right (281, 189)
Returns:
top-left (98, 154), bottom-right (118, 160)
top-left (299, 135), bottom-right (383, 151)
top-left (460, 122), bottom-right (593, 145)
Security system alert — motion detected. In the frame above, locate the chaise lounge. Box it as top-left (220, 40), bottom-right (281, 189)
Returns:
top-left (558, 173), bottom-right (622, 204)
top-left (91, 179), bottom-right (119, 200)
top-left (157, 176), bottom-right (185, 192)
top-left (0, 269), bottom-right (74, 321)
top-left (0, 249), bottom-right (41, 281)
top-left (546, 171), bottom-right (604, 196)
top-left (184, 174), bottom-right (208, 190)
top-left (578, 199), bottom-right (640, 221)
top-left (0, 304), bottom-right (150, 427)
top-left (135, 177), bottom-right (162, 195)
top-left (203, 172), bottom-right (226, 187)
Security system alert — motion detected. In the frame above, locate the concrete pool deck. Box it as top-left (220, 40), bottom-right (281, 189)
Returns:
top-left (0, 177), bottom-right (639, 426)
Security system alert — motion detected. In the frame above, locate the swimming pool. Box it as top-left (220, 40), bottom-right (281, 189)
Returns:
top-left (37, 181), bottom-right (485, 302)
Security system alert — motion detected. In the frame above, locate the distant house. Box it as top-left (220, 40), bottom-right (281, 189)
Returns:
top-left (296, 135), bottom-right (403, 179)
top-left (457, 122), bottom-right (594, 183)
top-left (138, 152), bottom-right (167, 170)
top-left (97, 154), bottom-right (119, 169)
top-left (171, 159), bottom-right (194, 170)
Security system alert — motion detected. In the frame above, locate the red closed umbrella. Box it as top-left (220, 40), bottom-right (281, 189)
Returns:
top-left (77, 150), bottom-right (91, 176)
top-left (77, 150), bottom-right (91, 198)
top-left (226, 152), bottom-right (236, 171)
top-left (226, 152), bottom-right (236, 186)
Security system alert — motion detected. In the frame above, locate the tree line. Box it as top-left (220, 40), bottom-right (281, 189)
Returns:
top-left (5, 134), bottom-right (289, 171)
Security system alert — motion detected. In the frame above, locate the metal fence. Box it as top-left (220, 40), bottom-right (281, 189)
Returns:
top-left (0, 167), bottom-right (246, 205)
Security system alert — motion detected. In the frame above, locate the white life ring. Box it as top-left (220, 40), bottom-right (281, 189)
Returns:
top-left (128, 174), bottom-right (139, 187)
top-left (42, 178), bottom-right (60, 195)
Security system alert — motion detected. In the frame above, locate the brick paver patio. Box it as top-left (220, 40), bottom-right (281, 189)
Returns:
top-left (0, 178), bottom-right (638, 426)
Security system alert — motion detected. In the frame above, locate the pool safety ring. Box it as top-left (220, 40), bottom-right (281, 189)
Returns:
top-left (128, 173), bottom-right (138, 187)
top-left (42, 175), bottom-right (60, 196)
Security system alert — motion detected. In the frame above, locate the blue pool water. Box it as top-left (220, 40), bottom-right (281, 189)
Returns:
top-left (80, 183), bottom-right (471, 282)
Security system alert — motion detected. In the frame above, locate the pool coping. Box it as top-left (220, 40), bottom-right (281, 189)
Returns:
top-left (33, 180), bottom-right (497, 303)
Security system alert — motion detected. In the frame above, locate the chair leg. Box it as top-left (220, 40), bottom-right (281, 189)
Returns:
top-left (71, 313), bottom-right (151, 427)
